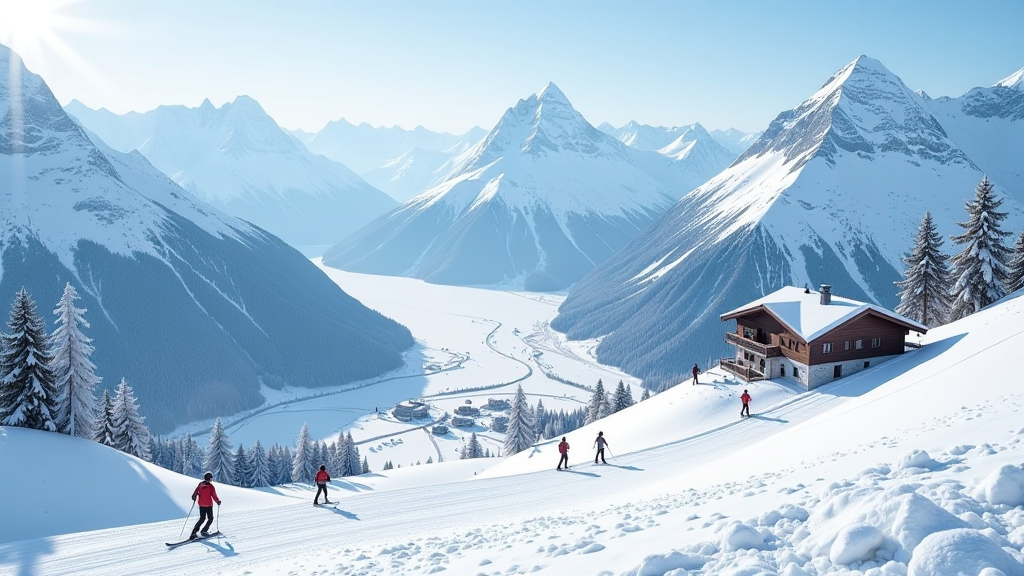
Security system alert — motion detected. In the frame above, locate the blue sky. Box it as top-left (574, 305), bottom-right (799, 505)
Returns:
top-left (4, 0), bottom-right (1023, 134)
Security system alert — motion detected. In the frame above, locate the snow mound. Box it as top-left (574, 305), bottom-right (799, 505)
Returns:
top-left (895, 449), bottom-right (943, 473)
top-left (975, 465), bottom-right (1024, 506)
top-left (720, 522), bottom-right (766, 552)
top-left (828, 524), bottom-right (885, 565)
top-left (621, 550), bottom-right (707, 575)
top-left (907, 528), bottom-right (1024, 576)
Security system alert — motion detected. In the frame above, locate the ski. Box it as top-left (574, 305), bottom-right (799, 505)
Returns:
top-left (165, 531), bottom-right (221, 548)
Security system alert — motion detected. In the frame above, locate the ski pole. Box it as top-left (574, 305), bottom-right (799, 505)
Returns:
top-left (216, 502), bottom-right (221, 534)
top-left (179, 500), bottom-right (195, 538)
top-left (607, 447), bottom-right (619, 464)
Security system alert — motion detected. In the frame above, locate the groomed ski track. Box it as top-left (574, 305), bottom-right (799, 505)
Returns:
top-left (1, 344), bottom-right (940, 576)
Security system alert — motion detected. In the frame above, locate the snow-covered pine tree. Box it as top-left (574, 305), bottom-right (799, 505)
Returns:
top-left (383, 460), bottom-right (393, 471)
top-left (291, 423), bottom-right (316, 483)
top-left (346, 432), bottom-right (361, 476)
top-left (49, 283), bottom-right (101, 438)
top-left (949, 177), bottom-right (1013, 320)
top-left (585, 379), bottom-right (605, 424)
top-left (503, 384), bottom-right (535, 456)
top-left (111, 378), bottom-right (151, 459)
top-left (203, 417), bottom-right (234, 482)
top-left (613, 380), bottom-right (634, 413)
top-left (280, 446), bottom-right (294, 484)
top-left (895, 212), bottom-right (954, 327)
top-left (334, 432), bottom-right (351, 476)
top-left (640, 388), bottom-right (651, 401)
top-left (361, 455), bottom-right (370, 474)
top-left (467, 432), bottom-right (484, 458)
top-left (95, 389), bottom-right (116, 447)
top-left (184, 434), bottom-right (204, 477)
top-left (267, 444), bottom-right (284, 484)
top-left (0, 288), bottom-right (59, 431)
top-left (459, 444), bottom-right (468, 460)
top-left (233, 444), bottom-right (252, 487)
top-left (249, 440), bottom-right (271, 487)
top-left (1006, 229), bottom-right (1024, 295)
top-left (310, 439), bottom-right (323, 473)
top-left (425, 455), bottom-right (433, 464)
top-left (171, 438), bottom-right (185, 473)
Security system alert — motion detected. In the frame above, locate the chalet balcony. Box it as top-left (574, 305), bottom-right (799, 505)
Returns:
top-left (719, 358), bottom-right (764, 382)
top-left (725, 332), bottom-right (783, 358)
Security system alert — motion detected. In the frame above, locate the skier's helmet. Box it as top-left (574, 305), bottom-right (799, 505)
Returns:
top-left (598, 431), bottom-right (603, 435)
top-left (319, 465), bottom-right (326, 471)
top-left (204, 472), bottom-right (213, 480)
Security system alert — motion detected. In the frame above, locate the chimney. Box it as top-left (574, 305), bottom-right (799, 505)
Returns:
top-left (820, 284), bottom-right (832, 305)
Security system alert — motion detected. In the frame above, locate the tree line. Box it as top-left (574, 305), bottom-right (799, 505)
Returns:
top-left (896, 177), bottom-right (1024, 327)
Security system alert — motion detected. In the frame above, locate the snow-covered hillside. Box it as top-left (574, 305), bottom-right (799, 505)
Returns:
top-left (4, 278), bottom-right (1024, 575)
top-left (295, 118), bottom-right (486, 201)
top-left (0, 43), bottom-right (413, 432)
top-left (322, 83), bottom-right (684, 291)
top-left (554, 55), bottom-right (1024, 387)
top-left (64, 97), bottom-right (397, 249)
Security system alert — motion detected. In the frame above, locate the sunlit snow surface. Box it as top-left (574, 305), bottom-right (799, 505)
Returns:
top-left (2, 270), bottom-right (1024, 575)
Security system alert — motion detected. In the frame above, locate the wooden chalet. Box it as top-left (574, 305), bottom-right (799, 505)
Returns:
top-left (719, 285), bottom-right (927, 389)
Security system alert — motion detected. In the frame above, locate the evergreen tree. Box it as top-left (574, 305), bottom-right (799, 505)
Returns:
top-left (346, 432), bottom-right (361, 476)
top-left (466, 432), bottom-right (484, 458)
top-left (361, 456), bottom-right (370, 474)
top-left (233, 444), bottom-right (252, 487)
top-left (291, 423), bottom-right (316, 483)
top-left (111, 378), bottom-right (151, 459)
top-left (640, 388), bottom-right (651, 401)
top-left (425, 455), bottom-right (433, 464)
top-left (335, 432), bottom-right (351, 476)
top-left (204, 417), bottom-right (234, 482)
top-left (585, 379), bottom-right (608, 424)
top-left (280, 447), bottom-right (294, 484)
top-left (183, 434), bottom-right (204, 477)
top-left (49, 283), bottom-right (101, 438)
top-left (383, 460), bottom-right (393, 471)
top-left (503, 384), bottom-right (535, 456)
top-left (95, 389), bottom-right (117, 447)
top-left (310, 440), bottom-right (323, 473)
top-left (895, 212), bottom-right (953, 327)
top-left (613, 380), bottom-right (634, 413)
top-left (950, 177), bottom-right (1012, 320)
top-left (0, 288), bottom-right (59, 431)
top-left (249, 440), bottom-right (271, 487)
top-left (267, 444), bottom-right (286, 485)
top-left (1006, 229), bottom-right (1024, 295)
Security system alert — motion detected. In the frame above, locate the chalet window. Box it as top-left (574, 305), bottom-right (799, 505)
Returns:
top-left (833, 365), bottom-right (842, 378)
top-left (844, 341), bottom-right (851, 351)
top-left (743, 326), bottom-right (756, 340)
top-left (871, 337), bottom-right (882, 348)
top-left (855, 339), bottom-right (864, 350)
top-left (823, 342), bottom-right (833, 353)
top-left (863, 361), bottom-right (870, 368)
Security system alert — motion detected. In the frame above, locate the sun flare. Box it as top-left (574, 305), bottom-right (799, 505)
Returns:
top-left (0, 0), bottom-right (91, 66)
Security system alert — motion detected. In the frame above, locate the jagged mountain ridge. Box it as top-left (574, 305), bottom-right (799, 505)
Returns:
top-left (64, 97), bottom-right (396, 249)
top-left (322, 83), bottom-right (681, 291)
top-left (1, 44), bottom-right (413, 432)
top-left (553, 55), bottom-right (1024, 388)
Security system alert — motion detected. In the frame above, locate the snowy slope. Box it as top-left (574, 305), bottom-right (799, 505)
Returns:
top-left (64, 97), bottom-right (397, 249)
top-left (711, 127), bottom-right (765, 155)
top-left (553, 55), bottom-right (1024, 387)
top-left (360, 146), bottom-right (460, 203)
top-left (0, 43), bottom-right (413, 432)
top-left (322, 83), bottom-right (682, 291)
top-left (5, 285), bottom-right (1024, 575)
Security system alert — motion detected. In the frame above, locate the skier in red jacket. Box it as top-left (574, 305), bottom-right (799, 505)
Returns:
top-left (314, 465), bottom-right (332, 505)
top-left (740, 390), bottom-right (752, 418)
top-left (556, 437), bottom-right (570, 470)
top-left (190, 472), bottom-right (221, 539)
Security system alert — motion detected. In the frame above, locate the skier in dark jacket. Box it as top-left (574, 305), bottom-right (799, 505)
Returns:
top-left (314, 465), bottom-right (332, 505)
top-left (593, 431), bottom-right (609, 464)
top-left (190, 472), bottom-right (221, 539)
top-left (740, 390), bottom-right (752, 417)
top-left (692, 363), bottom-right (701, 385)
top-left (557, 437), bottom-right (570, 470)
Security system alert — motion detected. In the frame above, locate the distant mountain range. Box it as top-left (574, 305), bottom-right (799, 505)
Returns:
top-left (709, 128), bottom-right (764, 155)
top-left (64, 98), bottom-right (396, 250)
top-left (323, 83), bottom-right (689, 291)
top-left (2, 43), bottom-right (413, 432)
top-left (293, 120), bottom-right (486, 202)
top-left (553, 56), bottom-right (1024, 388)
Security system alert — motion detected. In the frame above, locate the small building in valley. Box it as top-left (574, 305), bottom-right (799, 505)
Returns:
top-left (719, 285), bottom-right (927, 390)
top-left (392, 400), bottom-right (430, 421)
top-left (451, 416), bottom-right (475, 427)
top-left (454, 405), bottom-right (480, 416)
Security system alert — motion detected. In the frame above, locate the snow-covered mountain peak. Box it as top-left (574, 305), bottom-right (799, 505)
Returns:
top-left (995, 67), bottom-right (1024, 90)
top-left (738, 54), bottom-right (970, 172)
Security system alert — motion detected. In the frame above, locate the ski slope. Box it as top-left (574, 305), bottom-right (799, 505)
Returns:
top-left (3, 288), bottom-right (1024, 575)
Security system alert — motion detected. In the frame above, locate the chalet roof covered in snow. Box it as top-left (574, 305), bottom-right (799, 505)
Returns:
top-left (720, 286), bottom-right (928, 342)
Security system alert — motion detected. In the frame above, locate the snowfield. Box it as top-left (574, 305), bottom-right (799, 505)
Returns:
top-left (2, 277), bottom-right (1024, 575)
